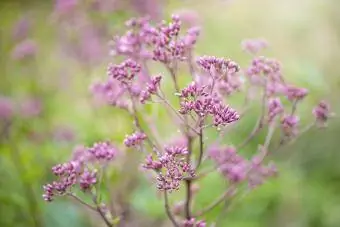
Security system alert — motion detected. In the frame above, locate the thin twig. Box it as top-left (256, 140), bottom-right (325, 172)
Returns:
top-left (194, 186), bottom-right (234, 217)
top-left (164, 191), bottom-right (179, 227)
top-left (264, 121), bottom-right (277, 149)
top-left (237, 85), bottom-right (267, 149)
top-left (67, 193), bottom-right (97, 212)
top-left (92, 192), bottom-right (113, 227)
top-left (127, 89), bottom-right (159, 151)
top-left (196, 126), bottom-right (204, 170)
top-left (273, 122), bottom-right (315, 153)
top-left (157, 94), bottom-right (199, 135)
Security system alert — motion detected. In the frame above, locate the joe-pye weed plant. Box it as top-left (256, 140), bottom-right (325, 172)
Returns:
top-left (42, 15), bottom-right (332, 227)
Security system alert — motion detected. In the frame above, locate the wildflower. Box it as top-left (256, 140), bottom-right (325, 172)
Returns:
top-left (313, 100), bottom-right (332, 127)
top-left (79, 169), bottom-right (97, 191)
top-left (107, 59), bottom-right (141, 83)
top-left (267, 98), bottom-right (284, 122)
top-left (143, 145), bottom-right (194, 191)
top-left (140, 75), bottom-right (162, 103)
top-left (12, 14), bottom-right (31, 41)
top-left (281, 115), bottom-right (299, 137)
top-left (241, 38), bottom-right (268, 54)
top-left (197, 56), bottom-right (239, 75)
top-left (11, 39), bottom-right (37, 60)
top-left (0, 96), bottom-right (14, 120)
top-left (285, 85), bottom-right (308, 102)
top-left (88, 141), bottom-right (118, 161)
top-left (19, 98), bottom-right (42, 118)
top-left (124, 131), bottom-right (147, 147)
top-left (179, 83), bottom-right (239, 126)
top-left (209, 146), bottom-right (247, 183)
top-left (182, 218), bottom-right (206, 227)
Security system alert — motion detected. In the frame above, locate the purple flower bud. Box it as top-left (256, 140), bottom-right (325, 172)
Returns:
top-left (107, 59), bottom-right (141, 82)
top-left (124, 131), bottom-right (147, 147)
top-left (88, 141), bottom-right (118, 161)
top-left (285, 85), bottom-right (308, 101)
top-left (143, 154), bottom-right (162, 170)
top-left (281, 115), bottom-right (299, 137)
top-left (267, 98), bottom-right (284, 122)
top-left (197, 56), bottom-right (240, 75)
top-left (140, 75), bottom-right (162, 103)
top-left (181, 218), bottom-right (206, 227)
top-left (79, 169), bottom-right (97, 191)
top-left (313, 100), bottom-right (330, 125)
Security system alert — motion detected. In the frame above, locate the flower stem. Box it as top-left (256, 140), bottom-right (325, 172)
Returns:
top-left (164, 191), bottom-right (179, 227)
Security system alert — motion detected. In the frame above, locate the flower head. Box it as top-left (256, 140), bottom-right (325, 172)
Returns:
top-left (281, 115), bottom-right (299, 137)
top-left (143, 145), bottom-right (194, 191)
top-left (313, 100), bottom-right (330, 123)
top-left (242, 38), bottom-right (268, 54)
top-left (11, 39), bottom-right (37, 60)
top-left (124, 131), bottom-right (147, 147)
top-left (88, 141), bottom-right (118, 161)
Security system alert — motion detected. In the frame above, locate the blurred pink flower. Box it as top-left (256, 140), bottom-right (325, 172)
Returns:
top-left (11, 39), bottom-right (37, 60)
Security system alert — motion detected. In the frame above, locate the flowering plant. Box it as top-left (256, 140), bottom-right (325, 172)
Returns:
top-left (42, 15), bottom-right (332, 227)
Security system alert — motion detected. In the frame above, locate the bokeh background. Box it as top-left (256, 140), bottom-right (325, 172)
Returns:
top-left (1, 0), bottom-right (340, 226)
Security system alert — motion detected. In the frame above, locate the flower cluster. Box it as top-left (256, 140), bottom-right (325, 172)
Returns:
top-left (43, 142), bottom-right (118, 202)
top-left (124, 131), bottom-right (147, 147)
top-left (242, 38), bottom-right (268, 54)
top-left (197, 56), bottom-right (240, 75)
top-left (182, 218), bottom-right (206, 227)
top-left (267, 98), bottom-right (284, 123)
top-left (111, 15), bottom-right (200, 64)
top-left (179, 82), bottom-right (240, 126)
top-left (140, 75), bottom-right (162, 103)
top-left (313, 100), bottom-right (331, 126)
top-left (45, 13), bottom-right (333, 227)
top-left (209, 145), bottom-right (277, 188)
top-left (281, 115), bottom-right (299, 137)
top-left (107, 59), bottom-right (142, 83)
top-left (143, 145), bottom-right (195, 191)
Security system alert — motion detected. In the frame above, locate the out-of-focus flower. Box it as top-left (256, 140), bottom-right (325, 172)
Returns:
top-left (285, 85), bottom-right (308, 102)
top-left (53, 125), bottom-right (76, 142)
top-left (11, 39), bottom-right (37, 60)
top-left (313, 100), bottom-right (331, 126)
top-left (267, 98), bottom-right (284, 122)
top-left (54, 0), bottom-right (78, 15)
top-left (281, 115), bottom-right (299, 137)
top-left (0, 96), bottom-right (14, 120)
top-left (19, 98), bottom-right (42, 118)
top-left (175, 9), bottom-right (200, 27)
top-left (242, 38), bottom-right (268, 55)
top-left (182, 218), bottom-right (206, 227)
top-left (131, 0), bottom-right (162, 20)
top-left (12, 14), bottom-right (31, 41)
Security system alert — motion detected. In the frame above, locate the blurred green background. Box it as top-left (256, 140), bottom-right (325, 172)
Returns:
top-left (1, 0), bottom-right (340, 226)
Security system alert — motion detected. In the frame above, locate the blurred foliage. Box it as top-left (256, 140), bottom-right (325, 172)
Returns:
top-left (1, 0), bottom-right (340, 226)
